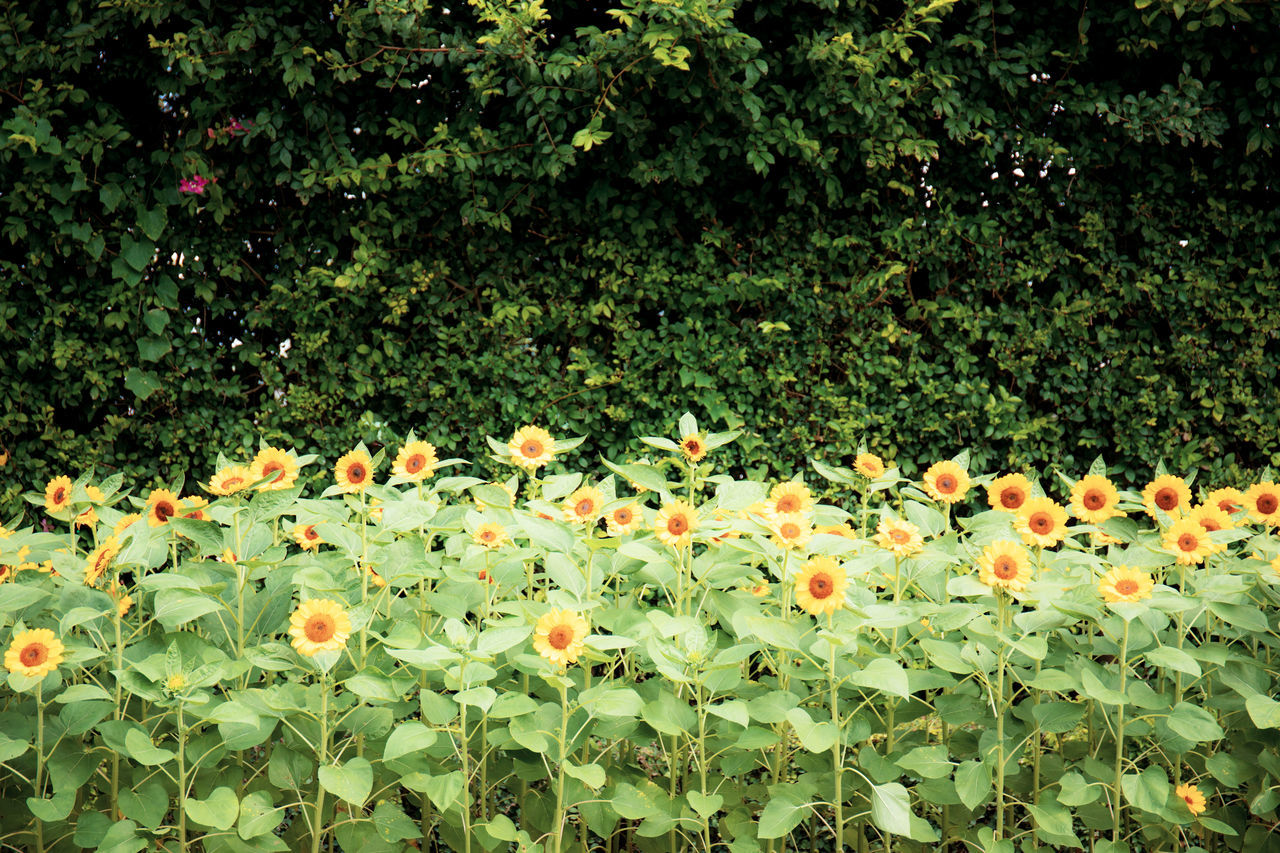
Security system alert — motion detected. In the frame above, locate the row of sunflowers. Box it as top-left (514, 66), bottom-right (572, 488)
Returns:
top-left (3, 415), bottom-right (1280, 853)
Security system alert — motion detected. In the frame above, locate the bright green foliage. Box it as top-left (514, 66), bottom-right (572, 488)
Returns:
top-left (2, 0), bottom-right (1279, 511)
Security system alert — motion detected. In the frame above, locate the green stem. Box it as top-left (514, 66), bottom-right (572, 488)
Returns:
top-left (697, 684), bottom-right (712, 853)
top-left (310, 676), bottom-right (330, 853)
top-left (177, 702), bottom-right (188, 850)
top-left (995, 593), bottom-right (1007, 842)
top-left (829, 621), bottom-right (844, 852)
top-left (111, 575), bottom-right (124, 819)
top-left (1113, 620), bottom-right (1131, 845)
top-left (35, 680), bottom-right (45, 853)
top-left (553, 682), bottom-right (570, 853)
top-left (460, 703), bottom-right (472, 853)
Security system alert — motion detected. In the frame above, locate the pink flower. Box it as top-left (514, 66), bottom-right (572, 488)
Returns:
top-left (227, 119), bottom-right (245, 133)
top-left (178, 175), bottom-right (210, 194)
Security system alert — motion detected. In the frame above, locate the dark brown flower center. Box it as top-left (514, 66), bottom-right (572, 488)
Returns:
top-left (406, 454), bottom-right (426, 473)
top-left (1258, 494), bottom-right (1279, 515)
top-left (614, 508), bottom-right (633, 525)
top-left (20, 643), bottom-right (48, 666)
top-left (890, 529), bottom-right (909, 543)
top-left (1178, 533), bottom-right (1199, 551)
top-left (480, 529), bottom-right (496, 542)
top-left (780, 523), bottom-right (801, 539)
top-left (808, 574), bottom-right (833, 598)
top-left (575, 499), bottom-right (594, 516)
top-left (937, 475), bottom-right (957, 493)
top-left (1083, 490), bottom-right (1106, 510)
top-left (155, 502), bottom-right (175, 522)
top-left (304, 526), bottom-right (318, 540)
top-left (1155, 488), bottom-right (1179, 511)
top-left (305, 616), bottom-right (334, 643)
top-left (667, 515), bottom-right (688, 535)
top-left (264, 462), bottom-right (285, 482)
top-left (683, 439), bottom-right (702, 455)
top-left (775, 495), bottom-right (800, 513)
top-left (547, 625), bottom-right (573, 650)
top-left (1115, 579), bottom-right (1139, 596)
top-left (521, 441), bottom-right (543, 458)
top-left (53, 488), bottom-right (66, 504)
top-left (1029, 513), bottom-right (1053, 534)
top-left (993, 557), bottom-right (1018, 579)
top-left (1218, 499), bottom-right (1241, 514)
top-left (224, 476), bottom-right (244, 488)
top-left (347, 464), bottom-right (366, 484)
top-left (1000, 488), bottom-right (1025, 509)
top-left (1197, 518), bottom-right (1221, 532)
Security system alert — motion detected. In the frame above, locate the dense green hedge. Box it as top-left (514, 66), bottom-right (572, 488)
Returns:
top-left (2, 0), bottom-right (1278, 512)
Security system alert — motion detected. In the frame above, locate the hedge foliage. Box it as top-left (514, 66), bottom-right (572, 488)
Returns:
top-left (2, 0), bottom-right (1279, 512)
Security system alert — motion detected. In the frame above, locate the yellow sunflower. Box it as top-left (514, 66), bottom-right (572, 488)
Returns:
top-left (854, 453), bottom-right (886, 479)
top-left (987, 473), bottom-right (1031, 513)
top-left (1188, 504), bottom-right (1233, 553)
top-left (288, 599), bottom-right (353, 657)
top-left (922, 460), bottom-right (970, 504)
top-left (1016, 497), bottom-right (1070, 548)
top-left (1164, 518), bottom-right (1214, 565)
top-left (508, 426), bottom-right (555, 472)
top-left (533, 609), bottom-right (589, 668)
top-left (679, 433), bottom-right (708, 463)
top-left (562, 486), bottom-right (605, 524)
top-left (207, 465), bottom-right (252, 496)
top-left (393, 440), bottom-right (438, 481)
top-left (1175, 783), bottom-right (1207, 816)
top-left (1243, 481), bottom-right (1280, 526)
top-left (794, 557), bottom-right (848, 616)
top-left (1204, 487), bottom-right (1245, 518)
top-left (768, 482), bottom-right (813, 515)
top-left (770, 513), bottom-right (813, 550)
top-left (1098, 566), bottom-right (1154, 604)
top-left (977, 541), bottom-right (1032, 592)
top-left (180, 496), bottom-right (208, 521)
top-left (293, 524), bottom-right (324, 551)
top-left (84, 536), bottom-right (121, 587)
top-left (110, 582), bottom-right (133, 618)
top-left (113, 513), bottom-right (142, 538)
top-left (1070, 475), bottom-right (1124, 525)
top-left (473, 522), bottom-right (509, 549)
top-left (654, 500), bottom-right (699, 548)
top-left (874, 518), bottom-right (924, 556)
top-left (334, 449), bottom-right (374, 494)
top-left (44, 476), bottom-right (73, 514)
top-left (606, 504), bottom-right (643, 536)
top-left (4, 628), bottom-right (65, 678)
top-left (1142, 474), bottom-right (1192, 521)
top-left (250, 447), bottom-right (299, 491)
top-left (76, 485), bottom-right (104, 529)
top-left (146, 489), bottom-right (181, 527)
top-left (815, 522), bottom-right (856, 539)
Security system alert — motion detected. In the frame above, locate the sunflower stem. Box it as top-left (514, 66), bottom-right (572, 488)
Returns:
top-left (553, 680), bottom-right (569, 853)
top-left (829, 615), bottom-right (844, 853)
top-left (995, 592), bottom-right (1008, 842)
top-left (34, 679), bottom-right (45, 853)
top-left (177, 700), bottom-right (188, 851)
top-left (1112, 619), bottom-right (1131, 845)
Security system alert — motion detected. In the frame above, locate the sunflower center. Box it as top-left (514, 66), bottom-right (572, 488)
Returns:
top-left (1218, 499), bottom-right (1240, 514)
top-left (684, 440), bottom-right (702, 454)
top-left (305, 615), bottom-right (335, 643)
top-left (225, 476), bottom-right (244, 488)
top-left (1182, 794), bottom-right (1195, 806)
top-left (1197, 518), bottom-right (1221, 532)
top-left (264, 462), bottom-right (285, 482)
top-left (1083, 490), bottom-right (1106, 510)
top-left (304, 526), bottom-right (318, 540)
top-left (547, 625), bottom-right (573, 650)
top-left (993, 557), bottom-right (1018, 579)
top-left (575, 499), bottom-right (594, 516)
top-left (776, 496), bottom-right (800, 513)
top-left (1000, 488), bottom-right (1025, 509)
top-left (937, 475), bottom-right (957, 493)
top-left (405, 454), bottom-right (426, 473)
top-left (20, 643), bottom-right (48, 666)
top-left (521, 441), bottom-right (543, 458)
top-left (614, 508), bottom-right (632, 525)
top-left (808, 573), bottom-right (833, 599)
top-left (1258, 494), bottom-right (1279, 514)
top-left (347, 464), bottom-right (367, 484)
top-left (1155, 488), bottom-right (1179, 511)
top-left (1029, 513), bottom-right (1053, 534)
top-left (890, 529), bottom-right (909, 543)
top-left (779, 523), bottom-right (801, 539)
top-left (53, 488), bottom-right (66, 504)
top-left (480, 529), bottom-right (496, 542)
top-left (1115, 578), bottom-right (1139, 596)
top-left (667, 515), bottom-right (688, 535)
top-left (1178, 533), bottom-right (1199, 551)
top-left (156, 502), bottom-right (175, 521)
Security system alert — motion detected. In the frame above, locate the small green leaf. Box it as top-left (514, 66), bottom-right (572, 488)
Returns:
top-left (319, 757), bottom-right (373, 806)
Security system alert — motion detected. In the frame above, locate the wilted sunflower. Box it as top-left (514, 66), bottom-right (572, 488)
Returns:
top-left (562, 486), bottom-right (604, 524)
top-left (334, 450), bottom-right (373, 494)
top-left (922, 461), bottom-right (970, 504)
top-left (606, 504), bottom-right (643, 536)
top-left (1164, 518), bottom-right (1214, 565)
top-left (250, 447), bottom-right (299, 491)
top-left (4, 628), bottom-right (65, 678)
top-left (508, 426), bottom-right (555, 472)
top-left (679, 433), bottom-right (708, 463)
top-left (1098, 566), bottom-right (1154, 604)
top-left (293, 524), bottom-right (324, 551)
top-left (146, 489), bottom-right (181, 527)
top-left (987, 473), bottom-right (1031, 513)
top-left (288, 599), bottom-right (352, 657)
top-left (1204, 487), bottom-right (1245, 517)
top-left (654, 500), bottom-right (699, 548)
top-left (1142, 474), bottom-right (1192, 521)
top-left (207, 465), bottom-right (252, 496)
top-left (533, 609), bottom-right (589, 668)
top-left (1070, 475), bottom-right (1124, 525)
top-left (1243, 481), bottom-right (1280, 526)
top-left (874, 518), bottom-right (924, 556)
top-left (977, 541), bottom-right (1032, 592)
top-left (794, 557), bottom-right (847, 616)
top-left (770, 513), bottom-right (813, 551)
top-left (854, 453), bottom-right (886, 479)
top-left (1016, 497), bottom-right (1070, 548)
top-left (393, 440), bottom-right (438, 481)
top-left (473, 522), bottom-right (509, 549)
top-left (44, 476), bottom-right (73, 514)
top-left (1175, 783), bottom-right (1207, 816)
top-left (84, 536), bottom-right (121, 586)
top-left (768, 482), bottom-right (813, 515)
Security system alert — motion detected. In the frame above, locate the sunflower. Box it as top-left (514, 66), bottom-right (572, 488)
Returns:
top-left (45, 476), bottom-right (73, 514)
top-left (365, 566), bottom-right (387, 589)
top-left (977, 541), bottom-right (1033, 592)
top-left (1016, 497), bottom-right (1070, 548)
top-left (146, 489), bottom-right (181, 527)
top-left (654, 501), bottom-right (699, 548)
top-left (768, 482), bottom-right (813, 516)
top-left (815, 522), bottom-right (856, 539)
top-left (473, 522), bottom-right (509, 549)
top-left (1204, 487), bottom-right (1245, 517)
top-left (508, 426), bottom-right (555, 472)
top-left (250, 447), bottom-right (299, 491)
top-left (562, 486), bottom-right (604, 524)
top-left (207, 465), bottom-right (252, 496)
top-left (110, 582), bottom-right (133, 618)
top-left (288, 599), bottom-right (353, 657)
top-left (393, 440), bottom-right (438, 481)
top-left (678, 433), bottom-right (708, 463)
top-left (922, 460), bottom-right (970, 504)
top-left (874, 518), bottom-right (924, 556)
top-left (334, 449), bottom-right (373, 494)
top-left (854, 453), bottom-right (886, 479)
top-left (1091, 531), bottom-right (1123, 547)
top-left (1070, 475), bottom-right (1124, 524)
top-left (76, 485), bottom-right (104, 528)
top-left (4, 628), bottom-right (65, 678)
top-left (1188, 504), bottom-right (1233, 552)
top-left (1164, 518), bottom-right (1214, 565)
top-left (84, 536), bottom-right (121, 587)
top-left (1142, 474), bottom-right (1192, 521)
top-left (1098, 566), bottom-right (1154, 604)
top-left (794, 557), bottom-right (848, 616)
top-left (770, 513), bottom-right (813, 550)
top-left (113, 513), bottom-right (142, 538)
top-left (294, 524), bottom-right (324, 551)
top-left (1175, 783), bottom-right (1207, 816)
top-left (747, 582), bottom-right (770, 597)
top-left (180, 496), bottom-right (208, 521)
top-left (533, 609), bottom-right (589, 668)
top-left (606, 504), bottom-right (643, 536)
top-left (1243, 482), bottom-right (1280, 526)
top-left (987, 473), bottom-right (1031, 513)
